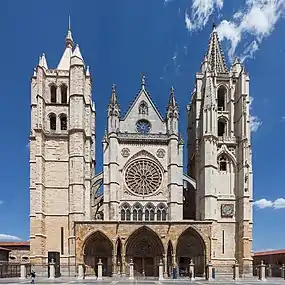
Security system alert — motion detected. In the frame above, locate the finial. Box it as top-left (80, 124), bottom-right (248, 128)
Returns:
top-left (170, 86), bottom-right (174, 95)
top-left (112, 84), bottom-right (116, 94)
top-left (212, 23), bottom-right (216, 30)
top-left (65, 15), bottom-right (74, 48)
top-left (141, 73), bottom-right (146, 88)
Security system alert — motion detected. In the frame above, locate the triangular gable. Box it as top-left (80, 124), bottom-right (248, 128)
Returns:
top-left (120, 88), bottom-right (166, 134)
top-left (122, 88), bottom-right (164, 122)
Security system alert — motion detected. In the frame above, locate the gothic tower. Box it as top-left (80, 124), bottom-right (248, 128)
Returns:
top-left (187, 26), bottom-right (253, 274)
top-left (29, 22), bottom-right (96, 269)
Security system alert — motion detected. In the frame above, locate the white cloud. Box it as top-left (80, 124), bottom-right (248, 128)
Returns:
top-left (250, 115), bottom-right (262, 132)
top-left (185, 0), bottom-right (224, 31)
top-left (217, 0), bottom-right (285, 61)
top-left (0, 234), bottom-right (23, 242)
top-left (249, 97), bottom-right (262, 132)
top-left (254, 198), bottom-right (285, 209)
top-left (184, 0), bottom-right (285, 61)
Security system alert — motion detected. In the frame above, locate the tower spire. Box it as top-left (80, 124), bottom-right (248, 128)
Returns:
top-left (205, 24), bottom-right (228, 73)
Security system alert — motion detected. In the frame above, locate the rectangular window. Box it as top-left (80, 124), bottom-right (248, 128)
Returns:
top-left (222, 230), bottom-right (225, 254)
top-left (61, 227), bottom-right (64, 255)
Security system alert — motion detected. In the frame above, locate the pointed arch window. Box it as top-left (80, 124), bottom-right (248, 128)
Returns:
top-left (60, 114), bottom-right (67, 130)
top-left (157, 204), bottom-right (167, 221)
top-left (139, 101), bottom-right (148, 115)
top-left (145, 204), bottom-right (155, 221)
top-left (61, 84), bottom-right (68, 104)
top-left (218, 118), bottom-right (227, 137)
top-left (120, 203), bottom-right (131, 221)
top-left (217, 86), bottom-right (227, 111)
top-left (133, 203), bottom-right (143, 221)
top-left (50, 85), bottom-right (57, 103)
top-left (49, 113), bottom-right (56, 130)
top-left (218, 155), bottom-right (227, 171)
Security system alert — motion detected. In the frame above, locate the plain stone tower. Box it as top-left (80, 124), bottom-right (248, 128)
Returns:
top-left (187, 25), bottom-right (253, 274)
top-left (29, 20), bottom-right (95, 269)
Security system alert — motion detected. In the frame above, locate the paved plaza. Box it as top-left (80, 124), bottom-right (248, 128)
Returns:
top-left (1, 278), bottom-right (285, 285)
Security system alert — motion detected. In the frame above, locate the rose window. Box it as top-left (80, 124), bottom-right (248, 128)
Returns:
top-left (125, 159), bottom-right (162, 195)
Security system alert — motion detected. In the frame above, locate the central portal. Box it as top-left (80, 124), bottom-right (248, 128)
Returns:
top-left (126, 226), bottom-right (164, 277)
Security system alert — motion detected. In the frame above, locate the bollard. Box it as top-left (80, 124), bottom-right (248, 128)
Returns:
top-left (97, 259), bottom-right (103, 280)
top-left (233, 260), bottom-right (239, 280)
top-left (281, 264), bottom-right (285, 279)
top-left (189, 259), bottom-right (195, 281)
top-left (129, 259), bottom-right (134, 280)
top-left (77, 264), bottom-right (84, 279)
top-left (49, 259), bottom-right (55, 280)
top-left (259, 260), bottom-right (266, 281)
top-left (19, 263), bottom-right (27, 280)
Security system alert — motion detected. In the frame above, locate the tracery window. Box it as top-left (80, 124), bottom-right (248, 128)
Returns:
top-left (133, 203), bottom-right (143, 221)
top-left (145, 204), bottom-right (155, 221)
top-left (120, 203), bottom-right (131, 221)
top-left (125, 159), bottom-right (162, 195)
top-left (139, 101), bottom-right (148, 115)
top-left (157, 204), bottom-right (167, 221)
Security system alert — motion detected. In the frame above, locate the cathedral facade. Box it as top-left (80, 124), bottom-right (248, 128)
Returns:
top-left (29, 24), bottom-right (253, 277)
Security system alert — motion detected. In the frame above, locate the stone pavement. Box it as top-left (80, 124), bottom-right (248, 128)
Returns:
top-left (1, 277), bottom-right (285, 285)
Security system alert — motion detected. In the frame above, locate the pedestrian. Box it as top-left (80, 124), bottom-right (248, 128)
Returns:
top-left (31, 270), bottom-right (36, 284)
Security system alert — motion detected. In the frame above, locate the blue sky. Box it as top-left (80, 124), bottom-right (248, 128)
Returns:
top-left (0, 0), bottom-right (284, 251)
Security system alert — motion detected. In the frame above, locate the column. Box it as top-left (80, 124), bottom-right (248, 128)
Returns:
top-left (159, 259), bottom-right (164, 281)
top-left (258, 260), bottom-right (266, 281)
top-left (121, 254), bottom-right (126, 276)
top-left (77, 264), bottom-right (84, 280)
top-left (129, 259), bottom-right (134, 280)
top-left (163, 254), bottom-right (167, 278)
top-left (49, 259), bottom-right (55, 280)
top-left (19, 264), bottom-right (26, 280)
top-left (97, 259), bottom-right (103, 280)
top-left (189, 259), bottom-right (195, 281)
top-left (206, 261), bottom-right (213, 281)
top-left (233, 261), bottom-right (239, 280)
top-left (112, 251), bottom-right (116, 276)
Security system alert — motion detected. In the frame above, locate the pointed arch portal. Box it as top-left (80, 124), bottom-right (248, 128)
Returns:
top-left (126, 227), bottom-right (164, 277)
top-left (83, 231), bottom-right (113, 277)
top-left (176, 227), bottom-right (206, 277)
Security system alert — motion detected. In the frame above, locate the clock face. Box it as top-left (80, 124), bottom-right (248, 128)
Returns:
top-left (136, 119), bottom-right (151, 134)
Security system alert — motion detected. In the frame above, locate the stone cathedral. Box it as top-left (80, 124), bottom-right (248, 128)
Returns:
top-left (29, 24), bottom-right (253, 278)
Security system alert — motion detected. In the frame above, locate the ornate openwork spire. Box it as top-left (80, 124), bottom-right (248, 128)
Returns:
top-left (168, 86), bottom-right (177, 107)
top-left (205, 24), bottom-right (228, 73)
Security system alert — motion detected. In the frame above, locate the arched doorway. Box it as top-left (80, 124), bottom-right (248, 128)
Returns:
top-left (176, 227), bottom-right (206, 277)
top-left (83, 231), bottom-right (113, 277)
top-left (126, 227), bottom-right (164, 277)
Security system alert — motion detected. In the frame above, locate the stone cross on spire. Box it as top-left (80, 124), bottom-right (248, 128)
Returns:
top-left (141, 73), bottom-right (146, 89)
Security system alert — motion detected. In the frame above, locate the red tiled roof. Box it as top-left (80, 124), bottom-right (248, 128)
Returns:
top-left (0, 246), bottom-right (10, 251)
top-left (254, 249), bottom-right (285, 256)
top-left (0, 241), bottom-right (30, 247)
